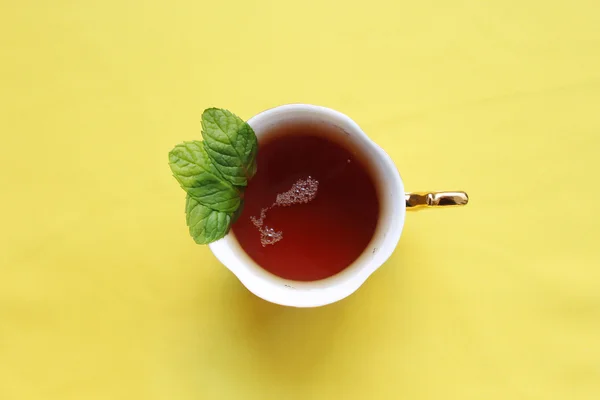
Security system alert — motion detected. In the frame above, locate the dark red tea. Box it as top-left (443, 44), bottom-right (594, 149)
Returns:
top-left (231, 121), bottom-right (380, 281)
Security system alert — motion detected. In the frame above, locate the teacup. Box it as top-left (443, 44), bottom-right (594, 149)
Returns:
top-left (209, 104), bottom-right (467, 307)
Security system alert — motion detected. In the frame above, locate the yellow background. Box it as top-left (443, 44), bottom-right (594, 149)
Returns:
top-left (1, 1), bottom-right (599, 399)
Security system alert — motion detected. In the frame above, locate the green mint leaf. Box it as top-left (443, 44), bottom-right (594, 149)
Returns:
top-left (169, 141), bottom-right (240, 213)
top-left (231, 198), bottom-right (244, 224)
top-left (185, 195), bottom-right (231, 244)
top-left (201, 108), bottom-right (258, 186)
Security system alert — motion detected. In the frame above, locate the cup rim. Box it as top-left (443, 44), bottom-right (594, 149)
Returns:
top-left (209, 104), bottom-right (405, 307)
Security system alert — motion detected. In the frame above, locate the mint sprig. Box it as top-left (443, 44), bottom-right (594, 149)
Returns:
top-left (169, 108), bottom-right (257, 244)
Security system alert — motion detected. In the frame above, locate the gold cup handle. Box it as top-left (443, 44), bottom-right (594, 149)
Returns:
top-left (405, 191), bottom-right (469, 210)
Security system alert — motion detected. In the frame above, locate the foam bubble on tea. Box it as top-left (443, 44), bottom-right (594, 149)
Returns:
top-left (250, 176), bottom-right (319, 247)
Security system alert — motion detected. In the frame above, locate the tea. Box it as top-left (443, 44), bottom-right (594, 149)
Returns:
top-left (231, 121), bottom-right (380, 281)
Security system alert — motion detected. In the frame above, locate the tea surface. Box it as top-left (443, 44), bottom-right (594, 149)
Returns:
top-left (232, 122), bottom-right (380, 281)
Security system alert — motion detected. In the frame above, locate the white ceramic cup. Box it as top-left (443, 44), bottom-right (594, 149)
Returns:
top-left (209, 104), bottom-right (466, 307)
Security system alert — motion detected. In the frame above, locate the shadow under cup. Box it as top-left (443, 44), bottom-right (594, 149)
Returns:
top-left (209, 105), bottom-right (405, 307)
